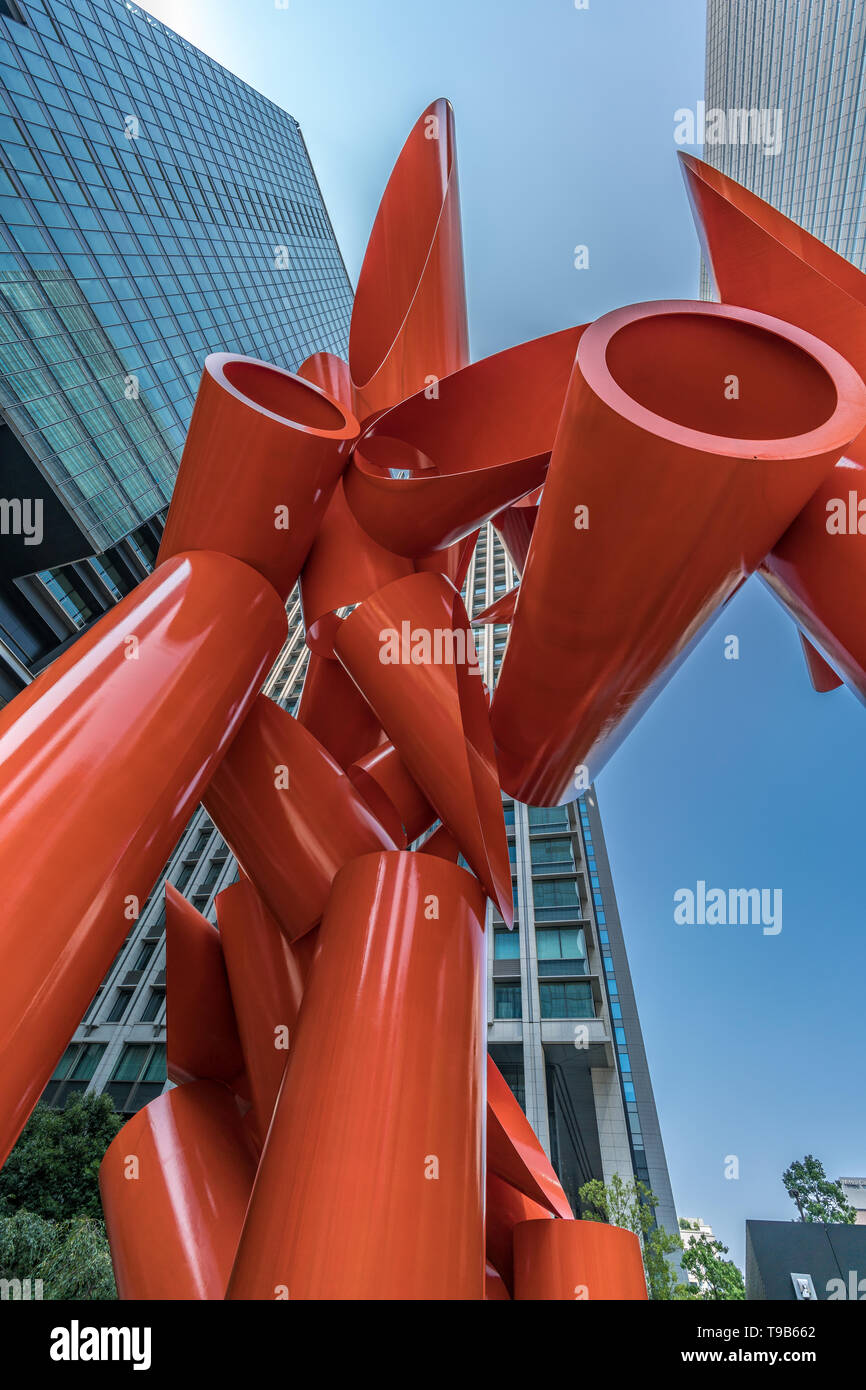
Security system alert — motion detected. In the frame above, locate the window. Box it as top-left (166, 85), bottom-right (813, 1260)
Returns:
top-left (0, 2), bottom-right (27, 25)
top-left (107, 989), bottom-right (131, 1022)
top-left (532, 878), bottom-right (581, 921)
top-left (494, 983), bottom-right (522, 1019)
top-left (67, 1043), bottom-right (104, 1082)
top-left (493, 928), bottom-right (520, 960)
top-left (89, 555), bottom-right (124, 598)
top-left (539, 981), bottom-right (594, 1019)
top-left (528, 806), bottom-right (569, 829)
top-left (42, 1042), bottom-right (106, 1107)
top-left (530, 837), bottom-right (576, 872)
top-left (107, 1043), bottom-right (166, 1114)
top-left (174, 862), bottom-right (193, 891)
top-left (536, 926), bottom-right (586, 961)
top-left (495, 1061), bottom-right (525, 1110)
top-left (50, 1046), bottom-right (77, 1082)
top-left (37, 569), bottom-right (95, 626)
top-left (142, 1046), bottom-right (166, 1083)
top-left (133, 941), bottom-right (155, 972)
top-left (201, 857), bottom-right (223, 890)
top-left (111, 1044), bottom-right (149, 1083)
top-left (140, 989), bottom-right (164, 1023)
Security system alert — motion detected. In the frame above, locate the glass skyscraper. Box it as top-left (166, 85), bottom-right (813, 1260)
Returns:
top-left (0, 0), bottom-right (352, 701)
top-left (704, 0), bottom-right (866, 267)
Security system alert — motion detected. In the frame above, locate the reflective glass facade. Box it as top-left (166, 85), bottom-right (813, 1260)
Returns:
top-left (0, 0), bottom-right (352, 551)
top-left (704, 0), bottom-right (866, 267)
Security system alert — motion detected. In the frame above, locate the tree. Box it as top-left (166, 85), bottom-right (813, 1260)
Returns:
top-left (577, 1172), bottom-right (684, 1300)
top-left (677, 1232), bottom-right (745, 1300)
top-left (782, 1155), bottom-right (856, 1224)
top-left (0, 1210), bottom-right (116, 1300)
top-left (0, 1092), bottom-right (121, 1222)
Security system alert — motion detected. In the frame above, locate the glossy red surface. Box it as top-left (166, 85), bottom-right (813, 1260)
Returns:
top-left (419, 821), bottom-right (461, 862)
top-left (761, 457), bottom-right (866, 703)
top-left (349, 99), bottom-right (469, 422)
top-left (492, 488), bottom-right (542, 573)
top-left (471, 587), bottom-right (518, 628)
top-left (486, 1172), bottom-right (553, 1295)
top-left (334, 571), bottom-right (513, 921)
top-left (203, 693), bottom-right (399, 941)
top-left (298, 476), bottom-right (413, 657)
top-left (165, 884), bottom-right (246, 1092)
top-left (227, 852), bottom-right (486, 1300)
top-left (485, 1262), bottom-right (511, 1300)
top-left (215, 877), bottom-right (314, 1144)
top-left (295, 647), bottom-right (385, 769)
top-left (344, 327), bottom-right (582, 556)
top-left (99, 1081), bottom-right (257, 1300)
top-left (679, 152), bottom-right (866, 465)
top-left (0, 552), bottom-right (285, 1166)
top-left (487, 1055), bottom-right (573, 1218)
top-left (347, 738), bottom-right (437, 845)
top-left (11, 93), bottom-right (862, 1305)
top-left (157, 354), bottom-right (358, 601)
top-left (298, 350), bottom-right (355, 410)
top-left (512, 1218), bottom-right (648, 1301)
top-left (491, 299), bottom-right (866, 804)
top-left (414, 528), bottom-right (479, 589)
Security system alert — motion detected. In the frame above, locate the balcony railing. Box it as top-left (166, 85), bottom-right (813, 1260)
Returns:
top-left (530, 859), bottom-right (577, 876)
top-left (532, 905), bottom-right (582, 922)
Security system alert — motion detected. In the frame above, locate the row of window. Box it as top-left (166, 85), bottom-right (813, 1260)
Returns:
top-left (493, 981), bottom-right (595, 1020)
top-left (44, 1039), bottom-right (166, 1114)
top-left (494, 925), bottom-right (587, 962)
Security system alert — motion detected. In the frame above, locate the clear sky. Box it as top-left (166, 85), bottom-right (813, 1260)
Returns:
top-left (142, 0), bottom-right (866, 1267)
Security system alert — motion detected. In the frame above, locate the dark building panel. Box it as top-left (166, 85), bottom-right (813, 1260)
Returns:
top-left (746, 1219), bottom-right (866, 1300)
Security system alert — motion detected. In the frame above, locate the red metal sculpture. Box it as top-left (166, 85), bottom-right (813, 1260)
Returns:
top-left (1, 99), bottom-right (864, 1301)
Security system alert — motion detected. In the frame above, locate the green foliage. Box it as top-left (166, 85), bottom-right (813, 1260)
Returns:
top-left (0, 1210), bottom-right (116, 1300)
top-left (0, 1092), bottom-right (121, 1223)
top-left (782, 1155), bottom-right (857, 1224)
top-left (577, 1172), bottom-right (684, 1300)
top-left (676, 1233), bottom-right (745, 1300)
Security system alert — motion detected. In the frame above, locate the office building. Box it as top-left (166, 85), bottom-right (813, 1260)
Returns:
top-left (703, 0), bottom-right (866, 268)
top-left (0, 0), bottom-right (352, 703)
top-left (0, 0), bottom-right (350, 1104)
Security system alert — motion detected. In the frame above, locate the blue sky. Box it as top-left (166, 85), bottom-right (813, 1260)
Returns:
top-left (143, 0), bottom-right (866, 1266)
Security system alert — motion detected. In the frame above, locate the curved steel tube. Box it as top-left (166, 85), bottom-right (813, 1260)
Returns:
top-left (492, 299), bottom-right (866, 803)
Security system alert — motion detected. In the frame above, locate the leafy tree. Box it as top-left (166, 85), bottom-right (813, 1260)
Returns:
top-left (782, 1155), bottom-right (856, 1224)
top-left (677, 1232), bottom-right (745, 1300)
top-left (0, 1210), bottom-right (116, 1300)
top-left (0, 1092), bottom-right (121, 1222)
top-left (577, 1172), bottom-right (684, 1299)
